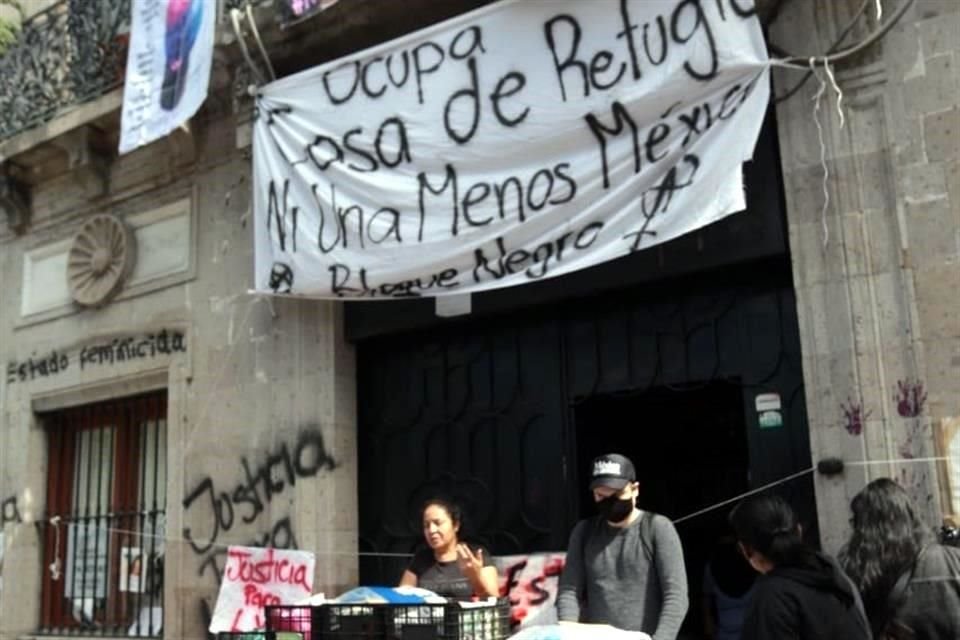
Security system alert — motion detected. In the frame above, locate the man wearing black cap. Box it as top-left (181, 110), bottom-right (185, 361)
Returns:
top-left (556, 453), bottom-right (688, 639)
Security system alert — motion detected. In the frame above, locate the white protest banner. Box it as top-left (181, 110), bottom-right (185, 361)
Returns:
top-left (119, 0), bottom-right (215, 155)
top-left (253, 0), bottom-right (770, 298)
top-left (209, 546), bottom-right (315, 633)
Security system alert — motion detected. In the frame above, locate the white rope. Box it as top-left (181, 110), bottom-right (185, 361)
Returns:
top-left (673, 466), bottom-right (816, 524)
top-left (36, 521), bottom-right (414, 558)
top-left (48, 515), bottom-right (62, 581)
top-left (875, 0), bottom-right (883, 22)
top-left (847, 456), bottom-right (949, 466)
top-left (18, 455), bottom-right (951, 569)
top-left (673, 454), bottom-right (951, 525)
top-left (767, 59), bottom-right (817, 71)
top-left (246, 3), bottom-right (277, 82)
top-left (230, 8), bottom-right (266, 86)
top-left (822, 60), bottom-right (846, 129)
top-left (810, 58), bottom-right (831, 250)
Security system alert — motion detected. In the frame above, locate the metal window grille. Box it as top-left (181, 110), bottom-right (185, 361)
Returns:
top-left (39, 391), bottom-right (167, 637)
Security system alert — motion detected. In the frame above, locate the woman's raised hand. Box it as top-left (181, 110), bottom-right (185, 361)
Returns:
top-left (456, 543), bottom-right (484, 576)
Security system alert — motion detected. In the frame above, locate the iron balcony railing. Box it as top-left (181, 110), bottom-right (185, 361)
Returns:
top-left (0, 0), bottom-right (130, 142)
top-left (0, 0), bottom-right (333, 143)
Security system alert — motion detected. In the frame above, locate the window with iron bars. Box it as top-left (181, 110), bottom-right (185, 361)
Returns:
top-left (39, 391), bottom-right (167, 637)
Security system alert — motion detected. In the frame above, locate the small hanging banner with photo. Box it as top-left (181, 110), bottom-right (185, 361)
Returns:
top-left (119, 0), bottom-right (215, 154)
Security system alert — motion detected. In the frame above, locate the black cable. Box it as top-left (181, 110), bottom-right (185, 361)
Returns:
top-left (774, 0), bottom-right (872, 104)
top-left (759, 0), bottom-right (789, 29)
top-left (786, 0), bottom-right (915, 64)
top-left (772, 0), bottom-right (916, 103)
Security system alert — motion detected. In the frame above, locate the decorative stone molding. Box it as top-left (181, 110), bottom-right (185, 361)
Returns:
top-left (67, 214), bottom-right (137, 307)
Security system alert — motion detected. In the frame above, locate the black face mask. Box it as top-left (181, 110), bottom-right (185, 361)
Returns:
top-left (597, 494), bottom-right (634, 523)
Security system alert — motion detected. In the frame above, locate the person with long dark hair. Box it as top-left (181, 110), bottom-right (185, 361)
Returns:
top-left (728, 494), bottom-right (870, 640)
top-left (399, 497), bottom-right (499, 598)
top-left (840, 478), bottom-right (960, 639)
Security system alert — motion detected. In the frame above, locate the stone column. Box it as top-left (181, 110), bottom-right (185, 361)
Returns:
top-left (770, 0), bottom-right (959, 551)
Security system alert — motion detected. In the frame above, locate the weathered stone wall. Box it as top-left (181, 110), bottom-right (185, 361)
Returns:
top-left (0, 106), bottom-right (357, 639)
top-left (770, 0), bottom-right (959, 551)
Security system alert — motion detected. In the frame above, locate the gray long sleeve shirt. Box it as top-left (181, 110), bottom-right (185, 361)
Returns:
top-left (556, 511), bottom-right (689, 640)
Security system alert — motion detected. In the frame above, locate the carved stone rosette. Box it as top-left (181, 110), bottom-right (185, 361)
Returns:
top-left (67, 214), bottom-right (136, 307)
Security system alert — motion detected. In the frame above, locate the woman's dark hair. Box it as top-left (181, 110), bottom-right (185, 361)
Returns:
top-left (839, 478), bottom-right (933, 633)
top-left (728, 494), bottom-right (809, 568)
top-left (421, 497), bottom-right (463, 528)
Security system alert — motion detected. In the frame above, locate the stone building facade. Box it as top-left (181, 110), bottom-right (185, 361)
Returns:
top-left (0, 1), bottom-right (956, 639)
top-left (0, 96), bottom-right (358, 639)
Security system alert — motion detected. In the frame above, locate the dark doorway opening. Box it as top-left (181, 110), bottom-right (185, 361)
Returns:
top-left (573, 380), bottom-right (750, 637)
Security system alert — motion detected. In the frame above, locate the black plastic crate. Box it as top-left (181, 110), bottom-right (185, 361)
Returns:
top-left (440, 600), bottom-right (511, 640)
top-left (266, 599), bottom-right (510, 640)
top-left (264, 605), bottom-right (317, 640)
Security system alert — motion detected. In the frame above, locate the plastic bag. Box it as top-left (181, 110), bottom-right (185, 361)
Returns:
top-left (508, 624), bottom-right (651, 640)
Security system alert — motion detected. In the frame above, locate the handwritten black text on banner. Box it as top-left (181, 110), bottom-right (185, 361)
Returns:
top-left (253, 0), bottom-right (770, 298)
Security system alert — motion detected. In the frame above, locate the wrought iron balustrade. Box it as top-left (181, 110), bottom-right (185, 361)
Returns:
top-left (0, 0), bottom-right (130, 142)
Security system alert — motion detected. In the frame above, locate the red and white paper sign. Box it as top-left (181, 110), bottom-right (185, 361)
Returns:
top-left (495, 552), bottom-right (566, 628)
top-left (209, 546), bottom-right (316, 633)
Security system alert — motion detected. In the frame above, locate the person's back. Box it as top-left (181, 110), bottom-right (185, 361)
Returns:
top-left (729, 493), bottom-right (870, 640)
top-left (741, 551), bottom-right (869, 640)
top-left (892, 543), bottom-right (960, 639)
top-left (841, 478), bottom-right (960, 639)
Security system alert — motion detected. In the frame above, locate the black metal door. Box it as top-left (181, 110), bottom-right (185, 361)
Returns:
top-left (356, 260), bottom-right (815, 586)
top-left (357, 318), bottom-right (569, 583)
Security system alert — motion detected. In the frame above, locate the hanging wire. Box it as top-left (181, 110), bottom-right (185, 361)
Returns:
top-left (230, 8), bottom-right (267, 87)
top-left (775, 0), bottom-right (872, 103)
top-left (779, 0), bottom-right (915, 66)
top-left (20, 453), bottom-right (948, 569)
top-left (673, 466), bottom-right (816, 524)
top-left (246, 2), bottom-right (277, 82)
top-left (847, 456), bottom-right (948, 467)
